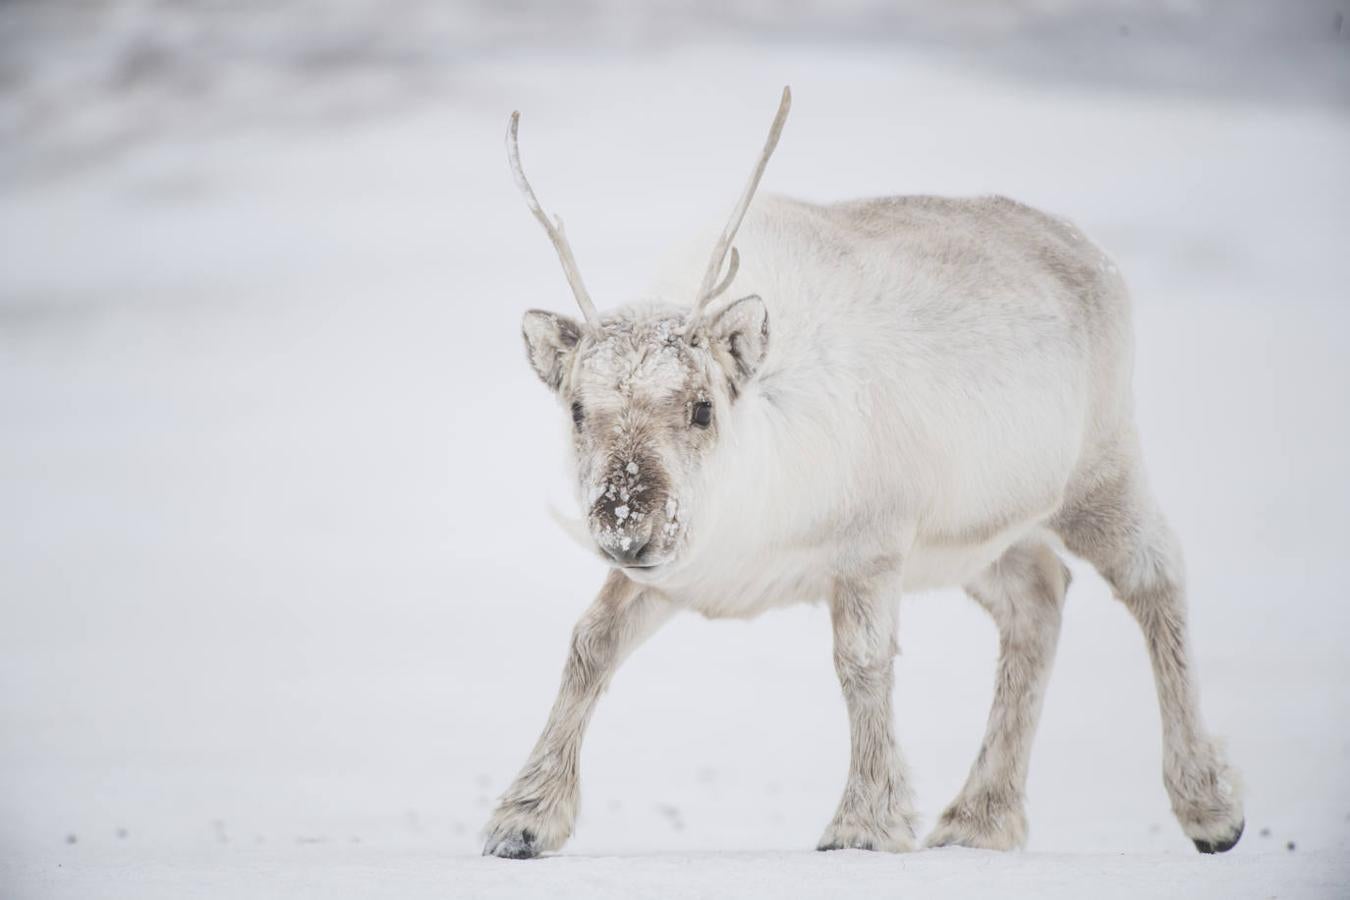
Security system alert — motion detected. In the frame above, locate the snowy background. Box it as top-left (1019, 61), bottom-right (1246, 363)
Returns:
top-left (2, 1), bottom-right (1349, 897)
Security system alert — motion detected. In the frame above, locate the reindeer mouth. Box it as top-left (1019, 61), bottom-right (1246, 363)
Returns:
top-left (612, 558), bottom-right (671, 582)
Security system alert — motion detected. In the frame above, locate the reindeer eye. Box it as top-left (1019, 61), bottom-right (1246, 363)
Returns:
top-left (571, 402), bottom-right (584, 427)
top-left (691, 400), bottom-right (713, 428)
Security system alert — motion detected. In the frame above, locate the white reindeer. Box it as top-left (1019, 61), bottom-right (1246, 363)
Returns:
top-left (483, 87), bottom-right (1243, 859)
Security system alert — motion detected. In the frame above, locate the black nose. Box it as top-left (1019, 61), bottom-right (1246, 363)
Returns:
top-left (604, 538), bottom-right (649, 566)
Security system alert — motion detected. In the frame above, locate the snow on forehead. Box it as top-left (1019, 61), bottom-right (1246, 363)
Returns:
top-left (579, 314), bottom-right (693, 387)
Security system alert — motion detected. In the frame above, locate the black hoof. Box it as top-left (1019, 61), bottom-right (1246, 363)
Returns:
top-left (817, 840), bottom-right (874, 852)
top-left (484, 828), bottom-right (538, 860)
top-left (1194, 819), bottom-right (1244, 854)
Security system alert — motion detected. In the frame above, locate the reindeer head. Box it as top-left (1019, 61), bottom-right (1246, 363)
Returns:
top-left (508, 89), bottom-right (790, 573)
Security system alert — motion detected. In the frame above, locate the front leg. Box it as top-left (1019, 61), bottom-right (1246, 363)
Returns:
top-left (483, 570), bottom-right (672, 859)
top-left (818, 567), bottom-right (919, 852)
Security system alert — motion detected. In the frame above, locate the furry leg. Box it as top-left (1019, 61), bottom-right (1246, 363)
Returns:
top-left (927, 539), bottom-right (1068, 850)
top-left (483, 571), bottom-right (672, 858)
top-left (1054, 451), bottom-right (1244, 853)
top-left (818, 568), bottom-right (919, 853)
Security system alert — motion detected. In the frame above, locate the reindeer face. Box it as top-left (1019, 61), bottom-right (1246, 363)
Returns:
top-left (506, 87), bottom-right (787, 573)
top-left (522, 301), bottom-right (768, 572)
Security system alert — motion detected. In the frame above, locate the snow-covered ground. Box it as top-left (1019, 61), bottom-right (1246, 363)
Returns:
top-left (2, 6), bottom-right (1349, 898)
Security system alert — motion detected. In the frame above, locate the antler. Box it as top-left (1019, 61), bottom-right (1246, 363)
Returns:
top-left (704, 247), bottom-right (740, 303)
top-left (506, 111), bottom-right (602, 333)
top-left (686, 86), bottom-right (792, 333)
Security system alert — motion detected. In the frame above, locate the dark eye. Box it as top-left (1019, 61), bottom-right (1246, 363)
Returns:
top-left (691, 400), bottom-right (713, 428)
top-left (571, 402), bottom-right (584, 427)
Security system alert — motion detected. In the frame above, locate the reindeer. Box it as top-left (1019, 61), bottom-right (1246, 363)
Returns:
top-left (482, 87), bottom-right (1243, 859)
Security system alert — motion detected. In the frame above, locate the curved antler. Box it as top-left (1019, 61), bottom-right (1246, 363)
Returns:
top-left (704, 247), bottom-right (740, 304)
top-left (506, 111), bottom-right (602, 333)
top-left (686, 86), bottom-right (792, 333)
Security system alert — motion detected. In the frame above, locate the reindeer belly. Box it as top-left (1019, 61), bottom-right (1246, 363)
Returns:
top-left (665, 501), bottom-right (1057, 615)
top-left (902, 524), bottom-right (1043, 592)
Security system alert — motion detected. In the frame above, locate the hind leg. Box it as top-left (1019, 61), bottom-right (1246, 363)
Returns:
top-left (927, 539), bottom-right (1069, 850)
top-left (1053, 451), bottom-right (1244, 853)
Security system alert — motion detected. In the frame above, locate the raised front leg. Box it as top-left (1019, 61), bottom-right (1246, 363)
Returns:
top-left (818, 568), bottom-right (919, 852)
top-left (483, 570), bottom-right (672, 859)
top-left (927, 539), bottom-right (1069, 850)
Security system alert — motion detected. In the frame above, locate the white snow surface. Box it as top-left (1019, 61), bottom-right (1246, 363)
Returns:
top-left (3, 16), bottom-right (1350, 900)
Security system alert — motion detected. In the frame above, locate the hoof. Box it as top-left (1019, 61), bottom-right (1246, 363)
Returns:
top-left (483, 828), bottom-right (538, 860)
top-left (1193, 819), bottom-right (1243, 854)
top-left (818, 839), bottom-right (874, 852)
top-left (924, 793), bottom-right (1027, 851)
top-left (816, 819), bottom-right (915, 853)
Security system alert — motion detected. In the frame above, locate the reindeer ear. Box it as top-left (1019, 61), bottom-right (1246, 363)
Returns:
top-left (522, 310), bottom-right (582, 392)
top-left (708, 295), bottom-right (769, 386)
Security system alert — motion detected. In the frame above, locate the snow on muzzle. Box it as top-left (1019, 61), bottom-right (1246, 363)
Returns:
top-left (587, 456), bottom-right (676, 566)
